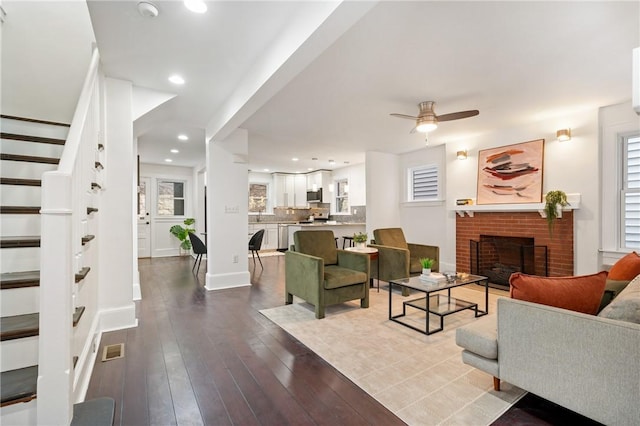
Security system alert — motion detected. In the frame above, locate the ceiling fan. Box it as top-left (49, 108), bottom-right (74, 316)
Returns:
top-left (390, 101), bottom-right (479, 133)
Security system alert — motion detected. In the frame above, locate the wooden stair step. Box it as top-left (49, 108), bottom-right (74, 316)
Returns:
top-left (1, 206), bottom-right (40, 215)
top-left (0, 306), bottom-right (86, 341)
top-left (95, 161), bottom-right (104, 170)
top-left (0, 132), bottom-right (65, 146)
top-left (0, 270), bottom-right (40, 289)
top-left (0, 236), bottom-right (40, 248)
top-left (0, 177), bottom-right (41, 187)
top-left (87, 207), bottom-right (98, 215)
top-left (1, 114), bottom-right (70, 128)
top-left (75, 267), bottom-right (90, 283)
top-left (71, 397), bottom-right (116, 426)
top-left (0, 153), bottom-right (59, 164)
top-left (0, 365), bottom-right (38, 407)
top-left (81, 235), bottom-right (95, 245)
top-left (91, 182), bottom-right (101, 190)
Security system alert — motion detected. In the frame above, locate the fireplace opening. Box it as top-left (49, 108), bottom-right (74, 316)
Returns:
top-left (470, 235), bottom-right (548, 290)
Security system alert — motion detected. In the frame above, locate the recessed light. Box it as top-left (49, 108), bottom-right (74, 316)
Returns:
top-left (137, 1), bottom-right (159, 18)
top-left (178, 134), bottom-right (189, 141)
top-left (184, 0), bottom-right (207, 13)
top-left (164, 158), bottom-right (173, 163)
top-left (263, 168), bottom-right (270, 172)
top-left (292, 157), bottom-right (299, 161)
top-left (307, 168), bottom-right (313, 171)
top-left (168, 75), bottom-right (185, 85)
top-left (170, 149), bottom-right (179, 153)
top-left (344, 161), bottom-right (350, 164)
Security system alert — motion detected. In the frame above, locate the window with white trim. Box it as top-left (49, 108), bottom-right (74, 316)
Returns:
top-left (621, 134), bottom-right (640, 248)
top-left (248, 183), bottom-right (269, 213)
top-left (157, 180), bottom-right (185, 216)
top-left (408, 164), bottom-right (439, 201)
top-left (335, 179), bottom-right (349, 213)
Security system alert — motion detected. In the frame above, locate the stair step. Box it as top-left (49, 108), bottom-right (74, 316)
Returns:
top-left (1, 306), bottom-right (86, 341)
top-left (75, 267), bottom-right (90, 283)
top-left (0, 236), bottom-right (40, 248)
top-left (95, 161), bottom-right (104, 170)
top-left (0, 206), bottom-right (40, 215)
top-left (0, 114), bottom-right (70, 128)
top-left (0, 270), bottom-right (39, 289)
top-left (0, 365), bottom-right (38, 407)
top-left (81, 235), bottom-right (95, 245)
top-left (1, 132), bottom-right (66, 145)
top-left (0, 153), bottom-right (60, 164)
top-left (91, 182), bottom-right (101, 190)
top-left (0, 177), bottom-right (41, 187)
top-left (71, 397), bottom-right (116, 426)
top-left (87, 207), bottom-right (98, 215)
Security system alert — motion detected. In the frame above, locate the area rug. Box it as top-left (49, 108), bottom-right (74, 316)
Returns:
top-left (260, 285), bottom-right (526, 425)
top-left (248, 251), bottom-right (284, 258)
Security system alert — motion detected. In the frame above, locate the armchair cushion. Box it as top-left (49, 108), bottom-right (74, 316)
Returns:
top-left (294, 230), bottom-right (337, 265)
top-left (324, 265), bottom-right (368, 289)
top-left (373, 228), bottom-right (409, 250)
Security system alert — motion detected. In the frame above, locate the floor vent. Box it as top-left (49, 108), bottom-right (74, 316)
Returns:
top-left (101, 343), bottom-right (124, 362)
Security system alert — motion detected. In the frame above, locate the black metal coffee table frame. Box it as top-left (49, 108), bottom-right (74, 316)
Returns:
top-left (389, 274), bottom-right (489, 335)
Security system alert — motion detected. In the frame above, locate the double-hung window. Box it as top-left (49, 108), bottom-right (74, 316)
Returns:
top-left (621, 134), bottom-right (640, 248)
top-left (408, 164), bottom-right (439, 201)
top-left (158, 180), bottom-right (185, 216)
top-left (335, 179), bottom-right (349, 213)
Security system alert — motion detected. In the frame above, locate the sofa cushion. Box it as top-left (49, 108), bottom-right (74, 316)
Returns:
top-left (598, 274), bottom-right (640, 324)
top-left (324, 265), bottom-right (367, 289)
top-left (294, 230), bottom-right (338, 265)
top-left (509, 271), bottom-right (607, 315)
top-left (455, 315), bottom-right (498, 360)
top-left (608, 251), bottom-right (640, 280)
top-left (598, 279), bottom-right (632, 312)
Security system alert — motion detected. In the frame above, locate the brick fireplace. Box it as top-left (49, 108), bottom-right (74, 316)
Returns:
top-left (456, 211), bottom-right (574, 282)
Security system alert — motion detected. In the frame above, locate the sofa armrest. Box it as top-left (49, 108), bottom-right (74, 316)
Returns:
top-left (337, 249), bottom-right (369, 277)
top-left (285, 250), bottom-right (324, 303)
top-left (368, 244), bottom-right (409, 281)
top-left (498, 297), bottom-right (640, 426)
top-left (408, 243), bottom-right (439, 272)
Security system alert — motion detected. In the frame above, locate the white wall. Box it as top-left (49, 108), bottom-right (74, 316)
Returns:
top-left (365, 151), bottom-right (401, 238)
top-left (331, 163), bottom-right (366, 212)
top-left (139, 163), bottom-right (195, 257)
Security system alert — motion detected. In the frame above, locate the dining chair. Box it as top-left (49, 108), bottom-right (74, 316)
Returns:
top-left (188, 232), bottom-right (207, 274)
top-left (248, 229), bottom-right (265, 269)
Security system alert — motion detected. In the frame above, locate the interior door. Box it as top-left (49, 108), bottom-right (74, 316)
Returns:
top-left (137, 177), bottom-right (151, 258)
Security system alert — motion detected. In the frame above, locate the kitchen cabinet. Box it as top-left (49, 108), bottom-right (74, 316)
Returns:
top-left (273, 173), bottom-right (308, 207)
top-left (249, 223), bottom-right (278, 250)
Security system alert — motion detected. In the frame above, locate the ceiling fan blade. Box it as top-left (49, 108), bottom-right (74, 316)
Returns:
top-left (390, 113), bottom-right (419, 120)
top-left (436, 110), bottom-right (479, 122)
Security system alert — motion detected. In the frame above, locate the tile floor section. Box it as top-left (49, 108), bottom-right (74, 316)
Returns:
top-left (261, 284), bottom-right (526, 426)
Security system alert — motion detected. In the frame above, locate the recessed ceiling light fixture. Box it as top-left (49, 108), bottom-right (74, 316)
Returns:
top-left (164, 158), bottom-right (173, 163)
top-left (137, 1), bottom-right (159, 18)
top-left (292, 157), bottom-right (299, 162)
top-left (168, 75), bottom-right (185, 85)
top-left (184, 0), bottom-right (207, 13)
top-left (170, 149), bottom-right (179, 153)
top-left (178, 134), bottom-right (189, 141)
top-left (263, 168), bottom-right (269, 172)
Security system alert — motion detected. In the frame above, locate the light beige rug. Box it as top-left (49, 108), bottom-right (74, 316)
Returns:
top-left (260, 284), bottom-right (525, 425)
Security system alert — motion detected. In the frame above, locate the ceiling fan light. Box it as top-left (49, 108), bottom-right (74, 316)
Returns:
top-left (415, 120), bottom-right (438, 133)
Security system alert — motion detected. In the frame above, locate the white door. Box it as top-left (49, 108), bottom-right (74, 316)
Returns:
top-left (137, 177), bottom-right (151, 258)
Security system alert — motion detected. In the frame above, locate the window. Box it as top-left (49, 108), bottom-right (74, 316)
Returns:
top-left (335, 179), bottom-right (349, 213)
top-left (249, 183), bottom-right (268, 213)
top-left (622, 134), bottom-right (640, 248)
top-left (158, 180), bottom-right (185, 216)
top-left (408, 164), bottom-right (439, 201)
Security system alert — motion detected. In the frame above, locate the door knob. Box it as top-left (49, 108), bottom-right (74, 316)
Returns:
top-left (146, 222), bottom-right (150, 225)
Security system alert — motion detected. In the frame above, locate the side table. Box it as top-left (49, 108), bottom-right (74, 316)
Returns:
top-left (344, 246), bottom-right (379, 292)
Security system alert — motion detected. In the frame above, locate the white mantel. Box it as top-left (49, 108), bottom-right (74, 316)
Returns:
top-left (452, 193), bottom-right (581, 218)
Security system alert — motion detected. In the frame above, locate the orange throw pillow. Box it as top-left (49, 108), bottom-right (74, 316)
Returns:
top-left (509, 271), bottom-right (607, 315)
top-left (608, 251), bottom-right (640, 280)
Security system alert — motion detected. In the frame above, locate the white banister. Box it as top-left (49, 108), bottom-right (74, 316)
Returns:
top-left (38, 47), bottom-right (102, 425)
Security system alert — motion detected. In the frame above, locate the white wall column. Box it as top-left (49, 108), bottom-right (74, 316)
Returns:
top-left (205, 128), bottom-right (250, 290)
top-left (99, 77), bottom-right (137, 330)
top-left (365, 151), bottom-right (401, 237)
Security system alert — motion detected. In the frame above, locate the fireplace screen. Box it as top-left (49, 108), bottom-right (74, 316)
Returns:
top-left (470, 235), bottom-right (548, 289)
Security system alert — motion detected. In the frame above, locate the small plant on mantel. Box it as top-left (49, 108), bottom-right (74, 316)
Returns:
top-left (544, 190), bottom-right (569, 237)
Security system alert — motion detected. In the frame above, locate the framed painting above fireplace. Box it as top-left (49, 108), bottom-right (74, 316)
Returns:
top-left (476, 139), bottom-right (544, 204)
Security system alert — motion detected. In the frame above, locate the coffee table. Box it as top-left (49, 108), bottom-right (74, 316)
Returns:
top-left (389, 274), bottom-right (489, 335)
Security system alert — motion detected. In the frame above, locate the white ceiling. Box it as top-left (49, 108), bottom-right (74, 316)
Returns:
top-left (86, 1), bottom-right (640, 172)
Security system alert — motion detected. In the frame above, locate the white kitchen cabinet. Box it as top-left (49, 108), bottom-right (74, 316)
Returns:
top-left (273, 173), bottom-right (307, 207)
top-left (294, 174), bottom-right (307, 207)
top-left (249, 223), bottom-right (278, 250)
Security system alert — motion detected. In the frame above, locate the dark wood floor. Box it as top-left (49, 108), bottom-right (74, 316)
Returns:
top-left (85, 255), bottom-right (405, 425)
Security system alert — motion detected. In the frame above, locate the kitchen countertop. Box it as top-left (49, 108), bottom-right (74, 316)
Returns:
top-left (294, 222), bottom-right (366, 227)
top-left (249, 221), bottom-right (365, 226)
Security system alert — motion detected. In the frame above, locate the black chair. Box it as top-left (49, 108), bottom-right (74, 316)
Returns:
top-left (248, 229), bottom-right (265, 269)
top-left (188, 232), bottom-right (207, 274)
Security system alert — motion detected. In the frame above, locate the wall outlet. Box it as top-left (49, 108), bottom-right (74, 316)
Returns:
top-left (232, 254), bottom-right (238, 263)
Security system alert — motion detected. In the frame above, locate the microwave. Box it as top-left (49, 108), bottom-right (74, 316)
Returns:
top-left (306, 188), bottom-right (322, 202)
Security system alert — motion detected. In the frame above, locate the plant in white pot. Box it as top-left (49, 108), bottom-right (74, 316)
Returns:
top-left (169, 218), bottom-right (196, 254)
top-left (420, 257), bottom-right (434, 276)
top-left (353, 232), bottom-right (367, 248)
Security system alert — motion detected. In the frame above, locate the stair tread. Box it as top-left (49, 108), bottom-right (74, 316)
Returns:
top-left (1, 206), bottom-right (41, 215)
top-left (1, 306), bottom-right (86, 341)
top-left (0, 236), bottom-right (40, 248)
top-left (1, 132), bottom-right (65, 145)
top-left (76, 267), bottom-right (91, 283)
top-left (71, 397), bottom-right (116, 426)
top-left (0, 177), bottom-right (42, 186)
top-left (0, 270), bottom-right (40, 289)
top-left (82, 235), bottom-right (95, 245)
top-left (0, 365), bottom-right (38, 406)
top-left (0, 153), bottom-right (59, 164)
top-left (1, 114), bottom-right (70, 127)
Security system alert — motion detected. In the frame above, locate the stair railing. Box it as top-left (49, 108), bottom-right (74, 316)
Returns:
top-left (38, 47), bottom-right (102, 425)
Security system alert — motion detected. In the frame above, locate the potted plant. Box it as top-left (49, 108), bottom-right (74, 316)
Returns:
top-left (420, 257), bottom-right (434, 275)
top-left (169, 218), bottom-right (196, 253)
top-left (353, 232), bottom-right (368, 248)
top-left (544, 190), bottom-right (569, 237)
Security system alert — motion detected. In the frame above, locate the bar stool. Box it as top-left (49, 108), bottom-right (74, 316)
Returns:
top-left (342, 236), bottom-right (354, 249)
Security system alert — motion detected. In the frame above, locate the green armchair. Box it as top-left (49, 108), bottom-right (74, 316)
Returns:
top-left (285, 230), bottom-right (370, 319)
top-left (369, 228), bottom-right (439, 295)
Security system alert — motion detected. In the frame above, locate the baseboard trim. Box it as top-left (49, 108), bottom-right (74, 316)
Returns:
top-left (205, 271), bottom-right (251, 291)
top-left (99, 304), bottom-right (138, 333)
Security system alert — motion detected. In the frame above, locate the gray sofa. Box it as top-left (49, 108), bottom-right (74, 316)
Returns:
top-left (456, 279), bottom-right (640, 426)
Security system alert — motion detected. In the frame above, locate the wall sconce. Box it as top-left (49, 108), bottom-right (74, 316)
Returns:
top-left (556, 128), bottom-right (571, 142)
top-left (456, 150), bottom-right (468, 160)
